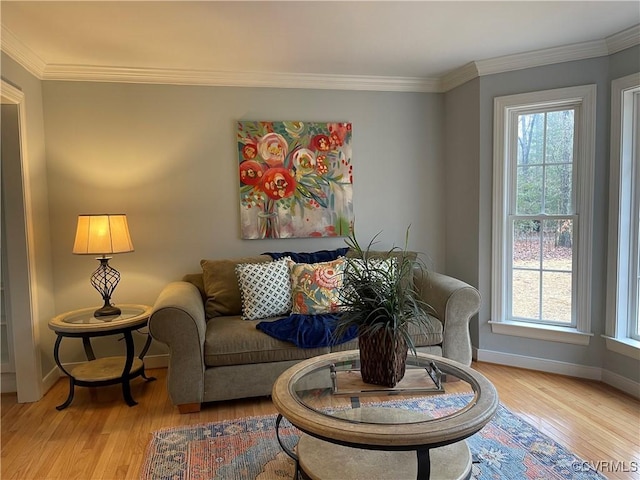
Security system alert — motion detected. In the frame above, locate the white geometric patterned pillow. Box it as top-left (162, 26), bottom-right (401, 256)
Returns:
top-left (235, 257), bottom-right (292, 320)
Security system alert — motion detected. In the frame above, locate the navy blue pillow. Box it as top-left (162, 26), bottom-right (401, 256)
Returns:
top-left (263, 247), bottom-right (349, 264)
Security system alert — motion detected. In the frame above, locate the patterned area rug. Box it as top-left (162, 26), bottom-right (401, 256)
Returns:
top-left (140, 395), bottom-right (606, 480)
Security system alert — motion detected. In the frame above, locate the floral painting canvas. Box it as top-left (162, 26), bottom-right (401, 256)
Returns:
top-left (237, 121), bottom-right (354, 239)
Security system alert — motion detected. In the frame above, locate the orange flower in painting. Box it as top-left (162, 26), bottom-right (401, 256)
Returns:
top-left (262, 167), bottom-right (296, 200)
top-left (316, 155), bottom-right (329, 175)
top-left (311, 134), bottom-right (331, 151)
top-left (258, 132), bottom-right (288, 167)
top-left (239, 160), bottom-right (265, 186)
top-left (242, 143), bottom-right (258, 160)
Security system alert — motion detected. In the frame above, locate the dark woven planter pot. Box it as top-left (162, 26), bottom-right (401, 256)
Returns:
top-left (358, 328), bottom-right (408, 388)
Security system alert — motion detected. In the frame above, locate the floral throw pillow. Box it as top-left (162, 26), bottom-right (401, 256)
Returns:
top-left (289, 257), bottom-right (345, 315)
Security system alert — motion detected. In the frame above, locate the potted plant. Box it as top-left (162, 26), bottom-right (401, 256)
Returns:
top-left (335, 228), bottom-right (435, 388)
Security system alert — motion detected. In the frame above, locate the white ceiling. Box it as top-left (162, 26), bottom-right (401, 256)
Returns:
top-left (1, 1), bottom-right (639, 91)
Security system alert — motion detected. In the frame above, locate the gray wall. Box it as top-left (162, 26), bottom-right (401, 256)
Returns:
top-left (444, 78), bottom-right (481, 346)
top-left (444, 45), bottom-right (640, 383)
top-left (2, 42), bottom-right (639, 384)
top-left (40, 81), bottom-right (445, 361)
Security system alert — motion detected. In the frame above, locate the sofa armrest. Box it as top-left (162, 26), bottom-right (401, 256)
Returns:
top-left (414, 271), bottom-right (481, 366)
top-left (148, 281), bottom-right (207, 407)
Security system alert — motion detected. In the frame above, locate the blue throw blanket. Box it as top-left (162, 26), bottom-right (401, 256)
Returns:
top-left (256, 313), bottom-right (357, 349)
top-left (262, 247), bottom-right (349, 264)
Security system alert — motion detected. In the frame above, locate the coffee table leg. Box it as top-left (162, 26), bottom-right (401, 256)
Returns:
top-left (417, 448), bottom-right (431, 479)
top-left (275, 414), bottom-right (301, 477)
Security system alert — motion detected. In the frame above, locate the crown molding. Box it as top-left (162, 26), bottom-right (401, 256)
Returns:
top-left (440, 62), bottom-right (480, 92)
top-left (1, 25), bottom-right (46, 78)
top-left (42, 64), bottom-right (441, 92)
top-left (2, 22), bottom-right (638, 93)
top-left (474, 39), bottom-right (609, 78)
top-left (606, 24), bottom-right (640, 54)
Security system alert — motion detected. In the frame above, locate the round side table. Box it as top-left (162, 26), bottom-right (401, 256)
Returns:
top-left (48, 304), bottom-right (155, 410)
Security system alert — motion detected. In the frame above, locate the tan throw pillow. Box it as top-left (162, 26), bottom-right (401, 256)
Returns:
top-left (200, 255), bottom-right (271, 318)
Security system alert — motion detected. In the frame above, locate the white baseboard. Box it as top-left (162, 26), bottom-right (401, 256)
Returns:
top-left (42, 365), bottom-right (62, 394)
top-left (601, 369), bottom-right (640, 398)
top-left (474, 347), bottom-right (640, 399)
top-left (1, 372), bottom-right (16, 393)
top-left (141, 354), bottom-right (169, 369)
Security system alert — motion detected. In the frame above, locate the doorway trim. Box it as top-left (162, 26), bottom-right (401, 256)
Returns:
top-left (1, 79), bottom-right (43, 402)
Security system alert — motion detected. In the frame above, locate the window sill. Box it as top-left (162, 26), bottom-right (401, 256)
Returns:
top-left (602, 335), bottom-right (640, 360)
top-left (489, 320), bottom-right (592, 346)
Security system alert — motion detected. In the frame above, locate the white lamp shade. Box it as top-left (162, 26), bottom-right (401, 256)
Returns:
top-left (73, 214), bottom-right (134, 255)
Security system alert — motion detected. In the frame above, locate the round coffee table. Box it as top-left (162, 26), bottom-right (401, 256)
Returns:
top-left (271, 350), bottom-right (498, 480)
top-left (48, 304), bottom-right (155, 410)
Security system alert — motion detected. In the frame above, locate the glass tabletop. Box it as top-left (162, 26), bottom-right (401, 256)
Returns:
top-left (49, 304), bottom-right (152, 333)
top-left (62, 305), bottom-right (148, 325)
top-left (290, 352), bottom-right (477, 426)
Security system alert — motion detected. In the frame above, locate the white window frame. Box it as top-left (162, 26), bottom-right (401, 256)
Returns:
top-left (490, 85), bottom-right (596, 346)
top-left (605, 72), bottom-right (640, 360)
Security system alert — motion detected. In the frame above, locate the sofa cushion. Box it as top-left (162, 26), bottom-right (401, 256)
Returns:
top-left (327, 314), bottom-right (443, 351)
top-left (200, 255), bottom-right (272, 318)
top-left (204, 316), bottom-right (329, 367)
top-left (236, 257), bottom-right (292, 320)
top-left (289, 257), bottom-right (346, 315)
top-left (407, 314), bottom-right (443, 346)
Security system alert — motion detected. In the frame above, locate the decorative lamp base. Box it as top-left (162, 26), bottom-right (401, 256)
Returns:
top-left (90, 256), bottom-right (122, 318)
top-left (93, 304), bottom-right (122, 318)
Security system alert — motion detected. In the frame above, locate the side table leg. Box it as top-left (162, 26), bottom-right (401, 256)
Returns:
top-left (53, 335), bottom-right (76, 410)
top-left (417, 448), bottom-right (431, 480)
top-left (138, 333), bottom-right (156, 382)
top-left (82, 336), bottom-right (96, 361)
top-left (122, 331), bottom-right (138, 407)
top-left (56, 377), bottom-right (75, 411)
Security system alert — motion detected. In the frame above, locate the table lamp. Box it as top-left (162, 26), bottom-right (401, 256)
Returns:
top-left (73, 214), bottom-right (134, 317)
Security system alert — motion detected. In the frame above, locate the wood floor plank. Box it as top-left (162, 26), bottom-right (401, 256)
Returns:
top-left (1, 362), bottom-right (638, 480)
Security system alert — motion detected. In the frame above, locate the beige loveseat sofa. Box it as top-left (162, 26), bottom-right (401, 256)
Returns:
top-left (148, 253), bottom-right (481, 413)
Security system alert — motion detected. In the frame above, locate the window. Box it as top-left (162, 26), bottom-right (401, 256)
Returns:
top-left (491, 85), bottom-right (596, 345)
top-left (605, 73), bottom-right (640, 359)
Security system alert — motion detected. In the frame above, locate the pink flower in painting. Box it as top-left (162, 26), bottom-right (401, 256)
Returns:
top-left (258, 132), bottom-right (288, 167)
top-left (291, 148), bottom-right (316, 175)
top-left (313, 262), bottom-right (343, 289)
top-left (328, 123), bottom-right (350, 147)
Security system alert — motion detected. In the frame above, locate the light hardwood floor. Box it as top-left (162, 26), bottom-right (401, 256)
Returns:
top-left (2, 362), bottom-right (639, 480)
